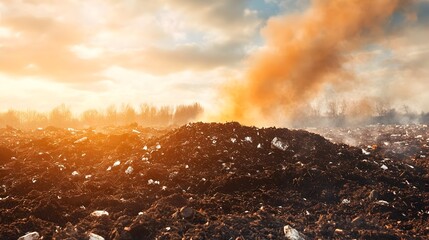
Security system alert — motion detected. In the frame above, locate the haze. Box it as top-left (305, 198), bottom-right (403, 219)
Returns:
top-left (0, 0), bottom-right (428, 126)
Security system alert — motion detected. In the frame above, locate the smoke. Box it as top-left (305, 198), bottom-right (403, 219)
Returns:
top-left (218, 0), bottom-right (409, 126)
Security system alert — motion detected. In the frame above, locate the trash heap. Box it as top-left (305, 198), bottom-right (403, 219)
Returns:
top-left (0, 122), bottom-right (427, 239)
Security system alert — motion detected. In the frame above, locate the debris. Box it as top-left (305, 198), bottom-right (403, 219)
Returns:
top-left (376, 200), bottom-right (389, 206)
top-left (18, 232), bottom-right (40, 240)
top-left (369, 190), bottom-right (379, 200)
top-left (88, 233), bottom-right (105, 240)
top-left (362, 149), bottom-right (370, 155)
top-left (125, 166), bottom-right (133, 174)
top-left (74, 137), bottom-right (88, 144)
top-left (271, 137), bottom-right (289, 151)
top-left (283, 225), bottom-right (307, 240)
top-left (91, 210), bottom-right (109, 217)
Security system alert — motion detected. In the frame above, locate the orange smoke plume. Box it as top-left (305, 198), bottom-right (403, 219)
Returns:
top-left (218, 0), bottom-right (407, 126)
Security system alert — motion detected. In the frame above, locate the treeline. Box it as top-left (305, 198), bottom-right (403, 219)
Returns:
top-left (0, 103), bottom-right (203, 129)
top-left (291, 99), bottom-right (429, 128)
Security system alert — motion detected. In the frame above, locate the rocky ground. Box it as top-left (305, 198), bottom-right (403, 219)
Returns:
top-left (0, 122), bottom-right (428, 239)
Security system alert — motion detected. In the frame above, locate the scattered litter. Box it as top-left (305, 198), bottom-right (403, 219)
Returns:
top-left (376, 200), bottom-right (389, 206)
top-left (284, 225), bottom-right (307, 240)
top-left (362, 149), bottom-right (370, 155)
top-left (406, 164), bottom-right (415, 169)
top-left (91, 210), bottom-right (109, 217)
top-left (380, 164), bottom-right (388, 170)
top-left (125, 166), bottom-right (133, 174)
top-left (132, 129), bottom-right (141, 134)
top-left (230, 138), bottom-right (237, 143)
top-left (341, 199), bottom-right (351, 204)
top-left (88, 232), bottom-right (105, 240)
top-left (18, 232), bottom-right (40, 240)
top-left (85, 175), bottom-right (92, 179)
top-left (244, 136), bottom-right (252, 143)
top-left (74, 137), bottom-right (88, 144)
top-left (271, 137), bottom-right (289, 151)
top-left (113, 160), bottom-right (121, 167)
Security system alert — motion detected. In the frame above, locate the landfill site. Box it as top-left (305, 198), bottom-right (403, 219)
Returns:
top-left (0, 122), bottom-right (428, 239)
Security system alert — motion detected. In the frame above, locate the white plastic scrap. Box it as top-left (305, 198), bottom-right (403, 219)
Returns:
top-left (156, 144), bottom-right (161, 149)
top-left (257, 143), bottom-right (262, 149)
top-left (113, 160), bottom-right (121, 167)
top-left (85, 175), bottom-right (92, 179)
top-left (244, 136), bottom-right (253, 143)
top-left (132, 129), bottom-right (141, 134)
top-left (230, 138), bottom-right (237, 143)
top-left (362, 149), bottom-right (370, 155)
top-left (88, 233), bottom-right (105, 240)
top-left (74, 137), bottom-right (88, 144)
top-left (71, 171), bottom-right (79, 176)
top-left (147, 179), bottom-right (161, 185)
top-left (380, 164), bottom-right (388, 170)
top-left (284, 225), bottom-right (307, 240)
top-left (376, 200), bottom-right (389, 206)
top-left (18, 232), bottom-right (40, 240)
top-left (125, 166), bottom-right (134, 174)
top-left (271, 137), bottom-right (289, 151)
top-left (341, 199), bottom-right (351, 204)
top-left (91, 210), bottom-right (109, 217)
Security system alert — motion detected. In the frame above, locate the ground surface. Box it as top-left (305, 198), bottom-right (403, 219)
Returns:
top-left (0, 122), bottom-right (428, 239)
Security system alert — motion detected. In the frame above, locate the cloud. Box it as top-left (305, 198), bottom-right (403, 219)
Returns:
top-left (0, 0), bottom-right (262, 82)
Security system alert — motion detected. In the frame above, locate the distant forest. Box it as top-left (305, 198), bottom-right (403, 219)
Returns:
top-left (0, 103), bottom-right (203, 129)
top-left (291, 100), bottom-right (429, 128)
top-left (2, 100), bottom-right (429, 129)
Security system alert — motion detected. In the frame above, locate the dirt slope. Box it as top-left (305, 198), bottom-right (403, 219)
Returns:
top-left (0, 122), bottom-right (428, 239)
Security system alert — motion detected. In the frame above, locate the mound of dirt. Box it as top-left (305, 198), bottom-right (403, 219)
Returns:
top-left (0, 122), bottom-right (428, 239)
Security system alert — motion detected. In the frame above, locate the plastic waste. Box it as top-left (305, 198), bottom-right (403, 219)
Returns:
top-left (125, 166), bottom-right (133, 174)
top-left (284, 225), bottom-right (307, 240)
top-left (91, 210), bottom-right (109, 217)
top-left (271, 137), bottom-right (289, 151)
top-left (18, 232), bottom-right (40, 240)
top-left (88, 233), bottom-right (105, 240)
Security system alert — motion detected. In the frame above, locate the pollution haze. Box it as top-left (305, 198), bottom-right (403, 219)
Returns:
top-left (0, 0), bottom-right (428, 127)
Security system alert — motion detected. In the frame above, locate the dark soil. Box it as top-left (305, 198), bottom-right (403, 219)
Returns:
top-left (0, 122), bottom-right (428, 239)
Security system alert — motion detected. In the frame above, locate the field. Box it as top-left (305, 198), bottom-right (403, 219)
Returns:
top-left (0, 123), bottom-right (428, 239)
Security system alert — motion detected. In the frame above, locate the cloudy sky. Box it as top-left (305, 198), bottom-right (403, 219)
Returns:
top-left (0, 0), bottom-right (428, 115)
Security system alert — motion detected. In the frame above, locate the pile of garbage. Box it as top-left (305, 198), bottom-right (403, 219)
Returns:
top-left (0, 122), bottom-right (427, 239)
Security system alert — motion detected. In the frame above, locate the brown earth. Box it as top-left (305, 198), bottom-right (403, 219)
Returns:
top-left (0, 122), bottom-right (428, 239)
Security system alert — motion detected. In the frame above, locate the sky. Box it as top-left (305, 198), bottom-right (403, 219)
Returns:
top-left (0, 0), bottom-right (428, 118)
